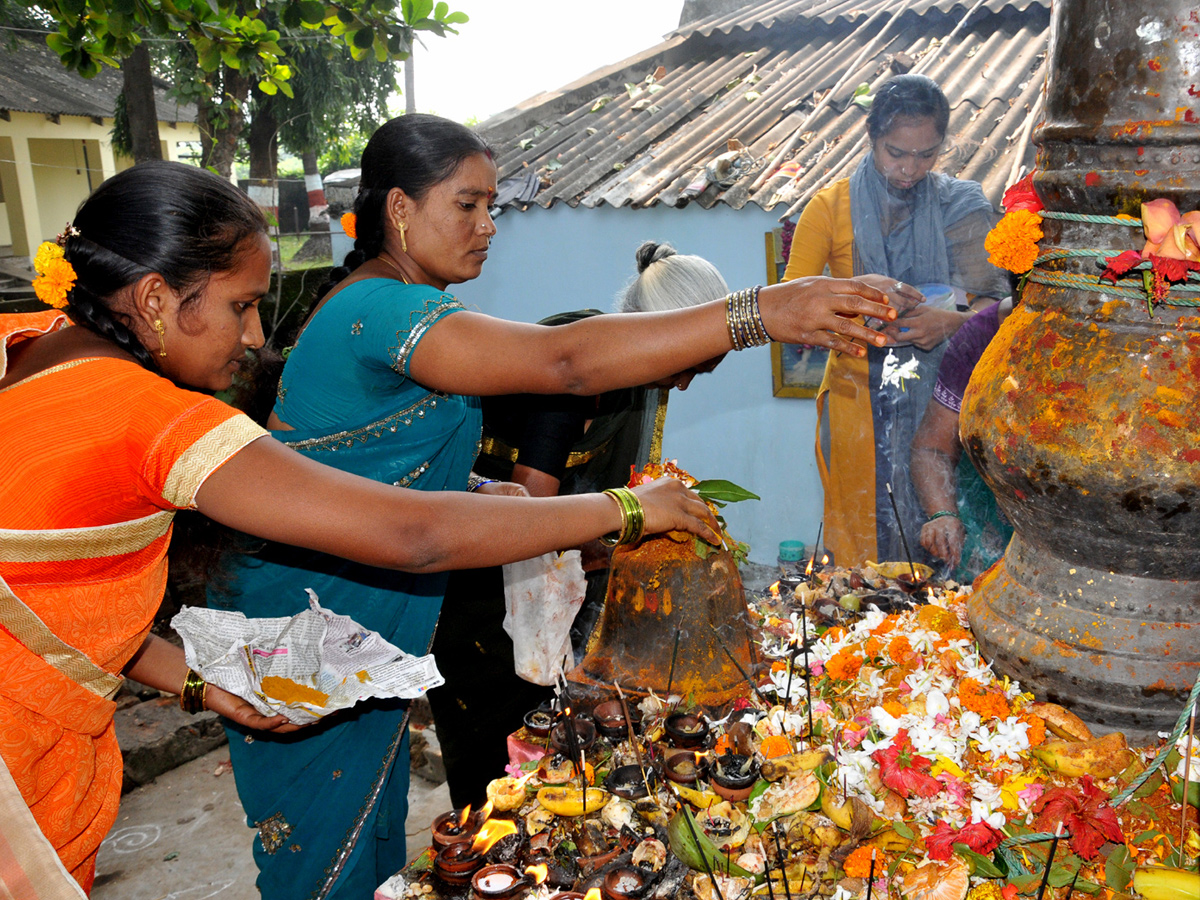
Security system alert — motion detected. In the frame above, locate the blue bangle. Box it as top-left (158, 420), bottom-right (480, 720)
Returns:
top-left (467, 474), bottom-right (496, 492)
top-left (927, 510), bottom-right (960, 522)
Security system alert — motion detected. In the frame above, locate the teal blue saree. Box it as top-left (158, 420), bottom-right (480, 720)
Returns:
top-left (209, 279), bottom-right (481, 899)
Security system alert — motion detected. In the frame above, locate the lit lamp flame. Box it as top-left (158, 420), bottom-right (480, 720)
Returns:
top-left (513, 770), bottom-right (537, 789)
top-left (804, 556), bottom-right (814, 578)
top-left (584, 889), bottom-right (603, 900)
top-left (820, 553), bottom-right (829, 567)
top-left (525, 864), bottom-right (549, 885)
top-left (477, 800), bottom-right (494, 823)
top-left (471, 818), bottom-right (518, 855)
top-left (769, 581), bottom-right (780, 598)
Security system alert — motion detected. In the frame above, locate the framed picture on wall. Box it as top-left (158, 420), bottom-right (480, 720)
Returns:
top-left (766, 228), bottom-right (828, 398)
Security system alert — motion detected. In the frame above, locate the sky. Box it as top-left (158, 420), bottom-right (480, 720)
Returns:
top-left (408, 0), bottom-right (686, 125)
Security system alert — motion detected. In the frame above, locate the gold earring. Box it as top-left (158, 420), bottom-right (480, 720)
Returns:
top-left (153, 319), bottom-right (167, 358)
top-left (398, 221), bottom-right (408, 254)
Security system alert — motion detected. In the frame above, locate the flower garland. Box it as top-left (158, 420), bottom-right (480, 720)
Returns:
top-left (32, 241), bottom-right (76, 309)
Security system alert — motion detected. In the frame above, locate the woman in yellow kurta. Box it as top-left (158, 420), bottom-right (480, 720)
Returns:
top-left (0, 160), bottom-right (894, 895)
top-left (782, 75), bottom-right (1007, 567)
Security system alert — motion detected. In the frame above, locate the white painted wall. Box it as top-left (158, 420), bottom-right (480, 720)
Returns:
top-left (458, 202), bottom-right (821, 566)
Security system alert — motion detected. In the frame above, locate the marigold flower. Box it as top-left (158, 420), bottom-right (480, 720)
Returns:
top-left (340, 211), bottom-right (357, 240)
top-left (843, 845), bottom-right (884, 878)
top-left (984, 209), bottom-right (1043, 274)
top-left (957, 677), bottom-right (1011, 720)
top-left (887, 635), bottom-right (919, 668)
top-left (32, 256), bottom-right (76, 308)
top-left (917, 604), bottom-right (958, 635)
top-left (33, 241), bottom-right (64, 276)
top-left (825, 649), bottom-right (863, 681)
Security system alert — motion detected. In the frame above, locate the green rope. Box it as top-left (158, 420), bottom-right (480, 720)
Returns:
top-left (1040, 210), bottom-right (1143, 227)
top-left (1111, 668), bottom-right (1200, 807)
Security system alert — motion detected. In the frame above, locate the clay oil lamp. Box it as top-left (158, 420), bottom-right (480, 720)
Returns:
top-left (663, 749), bottom-right (705, 785)
top-left (435, 816), bottom-right (517, 887)
top-left (664, 712), bottom-right (709, 749)
top-left (550, 715), bottom-right (597, 756)
top-left (592, 700), bottom-right (640, 740)
top-left (524, 708), bottom-right (554, 739)
top-left (606, 764), bottom-right (658, 800)
top-left (896, 571), bottom-right (929, 595)
top-left (432, 803), bottom-right (479, 849)
top-left (708, 752), bottom-right (761, 802)
top-left (601, 866), bottom-right (650, 900)
top-left (471, 864), bottom-right (527, 900)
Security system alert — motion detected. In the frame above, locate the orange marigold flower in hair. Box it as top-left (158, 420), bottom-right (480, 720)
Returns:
top-left (340, 212), bottom-right (357, 240)
top-left (33, 257), bottom-right (76, 308)
top-left (984, 209), bottom-right (1043, 274)
top-left (33, 241), bottom-right (64, 276)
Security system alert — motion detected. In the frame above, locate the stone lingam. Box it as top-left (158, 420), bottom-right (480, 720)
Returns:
top-left (960, 0), bottom-right (1199, 740)
top-left (568, 530), bottom-right (756, 706)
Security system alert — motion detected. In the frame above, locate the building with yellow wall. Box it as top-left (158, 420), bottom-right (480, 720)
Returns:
top-left (0, 38), bottom-right (199, 259)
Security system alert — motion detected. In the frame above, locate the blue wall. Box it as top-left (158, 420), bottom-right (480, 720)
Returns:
top-left (458, 201), bottom-right (823, 566)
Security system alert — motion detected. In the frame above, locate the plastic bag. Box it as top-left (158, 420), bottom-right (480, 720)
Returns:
top-left (502, 550), bottom-right (586, 685)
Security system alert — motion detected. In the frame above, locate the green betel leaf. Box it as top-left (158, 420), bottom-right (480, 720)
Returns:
top-left (1104, 845), bottom-right (1132, 892)
top-left (891, 820), bottom-right (915, 840)
top-left (691, 480), bottom-right (760, 503)
top-left (952, 845), bottom-right (1004, 878)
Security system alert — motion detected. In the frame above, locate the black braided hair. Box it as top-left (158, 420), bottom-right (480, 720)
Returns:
top-left (865, 74), bottom-right (950, 142)
top-left (311, 114), bottom-right (492, 310)
top-left (61, 160), bottom-right (266, 371)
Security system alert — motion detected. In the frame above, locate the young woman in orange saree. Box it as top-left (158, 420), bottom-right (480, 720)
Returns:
top-left (0, 159), bottom-right (891, 896)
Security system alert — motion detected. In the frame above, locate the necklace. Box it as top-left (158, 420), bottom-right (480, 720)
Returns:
top-left (376, 252), bottom-right (411, 284)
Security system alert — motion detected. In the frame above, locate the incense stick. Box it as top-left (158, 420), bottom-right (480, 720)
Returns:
top-left (865, 849), bottom-right (876, 900)
top-left (1181, 702), bottom-right (1196, 863)
top-left (884, 482), bottom-right (918, 580)
top-left (801, 611), bottom-right (813, 739)
top-left (772, 822), bottom-right (793, 900)
top-left (673, 793), bottom-right (724, 900)
top-left (784, 634), bottom-right (797, 708)
top-left (614, 682), bottom-right (654, 801)
top-left (709, 624), bottom-right (769, 705)
top-left (1035, 822), bottom-right (1064, 900)
top-left (808, 522), bottom-right (823, 587)
top-left (666, 628), bottom-right (682, 700)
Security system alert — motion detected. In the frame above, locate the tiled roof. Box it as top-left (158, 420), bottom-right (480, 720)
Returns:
top-left (479, 0), bottom-right (1048, 213)
top-left (0, 38), bottom-right (196, 124)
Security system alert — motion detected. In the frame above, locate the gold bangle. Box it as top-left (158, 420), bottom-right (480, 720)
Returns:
top-left (180, 668), bottom-right (207, 715)
top-left (602, 488), bottom-right (645, 545)
top-left (600, 489), bottom-right (628, 546)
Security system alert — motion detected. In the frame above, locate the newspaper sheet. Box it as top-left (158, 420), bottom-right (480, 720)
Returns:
top-left (171, 590), bottom-right (444, 725)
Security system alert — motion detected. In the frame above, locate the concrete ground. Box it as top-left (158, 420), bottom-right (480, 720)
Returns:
top-left (92, 744), bottom-right (450, 900)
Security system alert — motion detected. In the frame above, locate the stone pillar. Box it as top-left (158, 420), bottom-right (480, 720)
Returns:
top-left (960, 0), bottom-right (1200, 740)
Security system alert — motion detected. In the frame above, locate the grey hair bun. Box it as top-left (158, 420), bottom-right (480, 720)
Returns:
top-left (634, 240), bottom-right (677, 273)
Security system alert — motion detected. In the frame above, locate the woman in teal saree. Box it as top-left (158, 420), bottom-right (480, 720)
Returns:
top-left (209, 113), bottom-right (899, 900)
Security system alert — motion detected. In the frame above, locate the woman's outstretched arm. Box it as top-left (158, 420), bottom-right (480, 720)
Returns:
top-left (194, 436), bottom-right (719, 574)
top-left (408, 277), bottom-right (896, 397)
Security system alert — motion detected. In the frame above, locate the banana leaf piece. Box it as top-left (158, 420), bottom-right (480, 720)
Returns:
top-left (667, 805), bottom-right (763, 884)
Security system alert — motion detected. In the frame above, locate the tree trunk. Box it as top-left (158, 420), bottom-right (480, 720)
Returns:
top-left (121, 43), bottom-right (163, 162)
top-left (404, 54), bottom-right (415, 114)
top-left (207, 66), bottom-right (250, 179)
top-left (301, 150), bottom-right (329, 232)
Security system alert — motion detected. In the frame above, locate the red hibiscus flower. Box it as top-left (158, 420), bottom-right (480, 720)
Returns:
top-left (1003, 172), bottom-right (1043, 214)
top-left (872, 729), bottom-right (941, 799)
top-left (925, 820), bottom-right (1005, 861)
top-left (1100, 250), bottom-right (1144, 282)
top-left (1031, 776), bottom-right (1125, 860)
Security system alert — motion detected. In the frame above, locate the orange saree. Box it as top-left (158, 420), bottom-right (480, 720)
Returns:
top-left (0, 311), bottom-right (265, 892)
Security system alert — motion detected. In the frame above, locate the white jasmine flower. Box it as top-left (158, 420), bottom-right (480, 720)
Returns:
top-left (925, 688), bottom-right (950, 718)
top-left (881, 349), bottom-right (921, 390)
top-left (970, 798), bottom-right (1007, 828)
top-left (972, 718), bottom-right (1031, 761)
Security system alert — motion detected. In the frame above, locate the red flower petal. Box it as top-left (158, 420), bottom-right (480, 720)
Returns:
top-left (1003, 172), bottom-right (1043, 214)
top-left (1100, 250), bottom-right (1145, 283)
